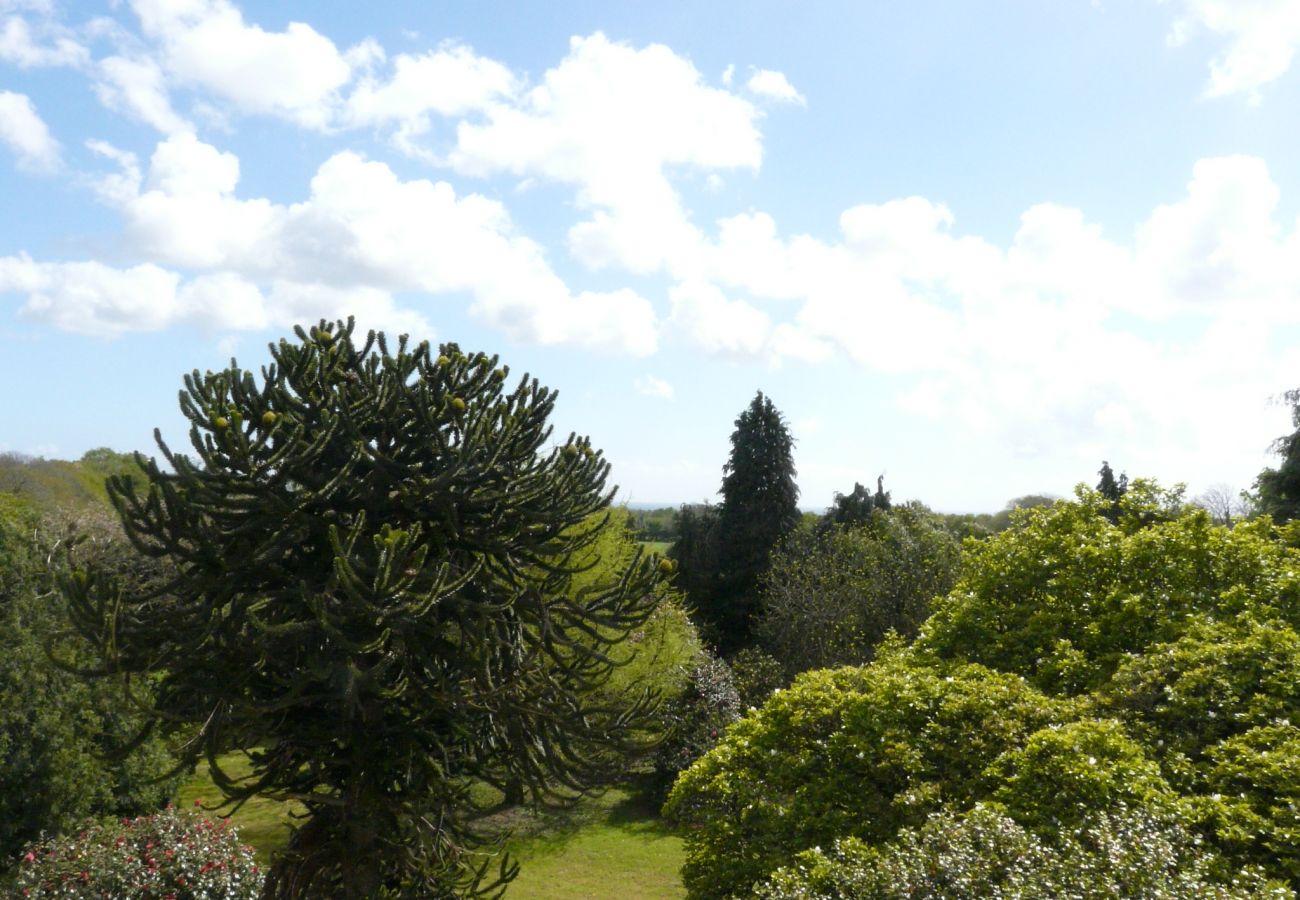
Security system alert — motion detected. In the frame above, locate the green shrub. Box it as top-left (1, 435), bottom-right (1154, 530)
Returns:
top-left (755, 804), bottom-right (1291, 899)
top-left (728, 647), bottom-right (786, 710)
top-left (757, 505), bottom-right (960, 677)
top-left (651, 653), bottom-right (741, 804)
top-left (10, 805), bottom-right (263, 898)
top-left (663, 647), bottom-right (1068, 899)
top-left (919, 485), bottom-right (1300, 694)
top-left (988, 718), bottom-right (1176, 836)
top-left (1200, 724), bottom-right (1300, 883)
top-left (0, 503), bottom-right (180, 866)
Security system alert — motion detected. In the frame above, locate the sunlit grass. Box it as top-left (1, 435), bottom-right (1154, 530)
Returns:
top-left (176, 756), bottom-right (685, 897)
top-left (173, 753), bottom-right (298, 865)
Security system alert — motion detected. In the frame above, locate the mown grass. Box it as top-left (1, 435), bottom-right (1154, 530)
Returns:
top-left (174, 753), bottom-right (298, 864)
top-left (506, 785), bottom-right (684, 899)
top-left (176, 758), bottom-right (685, 898)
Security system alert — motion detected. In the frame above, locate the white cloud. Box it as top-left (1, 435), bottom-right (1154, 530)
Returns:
top-left (0, 89), bottom-right (59, 171)
top-left (0, 252), bottom-right (434, 338)
top-left (450, 33), bottom-right (763, 275)
top-left (128, 0), bottom-right (368, 128)
top-left (634, 375), bottom-right (674, 400)
top-left (0, 13), bottom-right (88, 68)
top-left (668, 281), bottom-right (773, 358)
top-left (344, 44), bottom-right (517, 154)
top-left (94, 55), bottom-right (191, 133)
top-left (27, 133), bottom-right (656, 352)
top-left (1166, 0), bottom-right (1300, 101)
top-left (1, 253), bottom-right (183, 334)
top-left (645, 152), bottom-right (1300, 493)
top-left (745, 68), bottom-right (805, 105)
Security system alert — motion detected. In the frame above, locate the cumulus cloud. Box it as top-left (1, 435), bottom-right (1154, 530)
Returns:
top-left (450, 33), bottom-right (764, 275)
top-left (0, 13), bottom-right (88, 68)
top-left (343, 44), bottom-right (517, 154)
top-left (0, 253), bottom-right (430, 338)
top-left (745, 68), bottom-right (805, 105)
top-left (1166, 0), bottom-right (1300, 101)
top-left (127, 0), bottom-right (372, 128)
top-left (10, 132), bottom-right (657, 352)
top-left (94, 55), bottom-right (191, 133)
top-left (0, 89), bottom-right (59, 171)
top-left (661, 153), bottom-right (1300, 476)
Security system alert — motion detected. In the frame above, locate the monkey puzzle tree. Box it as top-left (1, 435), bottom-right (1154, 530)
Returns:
top-left (59, 320), bottom-right (665, 898)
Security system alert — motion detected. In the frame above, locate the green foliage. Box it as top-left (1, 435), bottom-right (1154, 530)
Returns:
top-left (919, 483), bottom-right (1288, 694)
top-left (0, 449), bottom-right (139, 513)
top-left (757, 504), bottom-right (960, 676)
top-left (651, 653), bottom-right (741, 805)
top-left (727, 647), bottom-right (786, 710)
top-left (1257, 388), bottom-right (1300, 524)
top-left (988, 719), bottom-right (1176, 836)
top-left (60, 320), bottom-right (667, 898)
top-left (629, 507), bottom-right (678, 544)
top-left (668, 503), bottom-right (720, 620)
top-left (0, 502), bottom-right (179, 869)
top-left (705, 392), bottom-right (801, 652)
top-left (10, 806), bottom-right (264, 899)
top-left (663, 650), bottom-right (1069, 898)
top-left (1097, 460), bottom-right (1130, 523)
top-left (755, 804), bottom-right (1291, 900)
top-left (668, 484), bottom-right (1300, 895)
top-left (818, 476), bottom-right (891, 534)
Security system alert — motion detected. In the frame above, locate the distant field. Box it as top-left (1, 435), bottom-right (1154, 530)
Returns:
top-left (177, 757), bottom-right (685, 898)
top-left (641, 540), bottom-right (672, 556)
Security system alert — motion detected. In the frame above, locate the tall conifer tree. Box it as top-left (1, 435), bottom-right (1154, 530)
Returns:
top-left (60, 319), bottom-right (664, 898)
top-left (703, 392), bottom-right (800, 651)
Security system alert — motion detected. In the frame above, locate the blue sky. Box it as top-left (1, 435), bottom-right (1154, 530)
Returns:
top-left (3, 0), bottom-right (1300, 512)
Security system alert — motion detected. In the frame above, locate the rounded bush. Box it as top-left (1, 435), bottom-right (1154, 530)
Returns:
top-left (10, 804), bottom-right (263, 898)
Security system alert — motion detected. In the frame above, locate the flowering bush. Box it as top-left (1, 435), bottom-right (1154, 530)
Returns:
top-left (9, 804), bottom-right (263, 898)
top-left (651, 653), bottom-right (742, 804)
top-left (756, 804), bottom-right (1292, 899)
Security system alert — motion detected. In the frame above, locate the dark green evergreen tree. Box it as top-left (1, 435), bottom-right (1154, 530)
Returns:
top-left (704, 392), bottom-right (800, 652)
top-left (1097, 460), bottom-right (1129, 524)
top-left (668, 503), bottom-right (720, 608)
top-left (60, 320), bottom-right (664, 899)
top-left (819, 474), bottom-right (891, 535)
top-left (1256, 388), bottom-right (1300, 524)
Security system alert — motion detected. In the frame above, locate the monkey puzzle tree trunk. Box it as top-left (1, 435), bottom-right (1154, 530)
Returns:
top-left (60, 319), bottom-right (664, 897)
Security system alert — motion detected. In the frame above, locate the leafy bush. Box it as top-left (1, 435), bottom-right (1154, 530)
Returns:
top-left (667, 485), bottom-right (1300, 895)
top-left (757, 504), bottom-right (960, 676)
top-left (651, 653), bottom-right (741, 804)
top-left (663, 648), bottom-right (1069, 898)
top-left (919, 484), bottom-right (1300, 695)
top-left (727, 647), bottom-right (786, 710)
top-left (755, 804), bottom-right (1291, 900)
top-left (0, 500), bottom-right (180, 866)
top-left (9, 805), bottom-right (263, 898)
top-left (988, 718), bottom-right (1176, 836)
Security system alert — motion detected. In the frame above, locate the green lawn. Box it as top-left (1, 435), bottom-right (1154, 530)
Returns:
top-left (175, 757), bottom-right (685, 898)
top-left (641, 540), bottom-right (672, 556)
top-left (173, 753), bottom-right (298, 864)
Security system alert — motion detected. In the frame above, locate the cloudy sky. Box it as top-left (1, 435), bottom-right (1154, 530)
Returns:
top-left (2, 0), bottom-right (1300, 511)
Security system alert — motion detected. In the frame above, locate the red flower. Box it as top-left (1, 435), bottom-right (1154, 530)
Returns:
top-left (23, 851), bottom-right (35, 863)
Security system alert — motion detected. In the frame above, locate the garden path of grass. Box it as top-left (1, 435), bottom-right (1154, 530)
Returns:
top-left (176, 756), bottom-right (685, 898)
